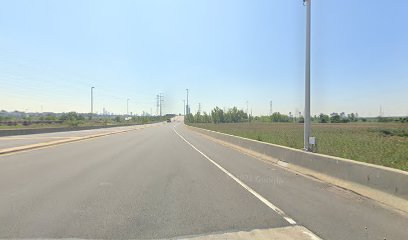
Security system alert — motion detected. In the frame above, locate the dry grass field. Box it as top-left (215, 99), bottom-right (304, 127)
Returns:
top-left (190, 122), bottom-right (408, 171)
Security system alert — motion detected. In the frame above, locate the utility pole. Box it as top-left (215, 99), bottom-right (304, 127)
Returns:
top-left (198, 103), bottom-right (201, 114)
top-left (269, 100), bottom-right (273, 116)
top-left (127, 98), bottom-right (130, 116)
top-left (186, 89), bottom-right (189, 115)
top-left (246, 101), bottom-right (249, 122)
top-left (303, 0), bottom-right (312, 151)
top-left (183, 100), bottom-right (186, 116)
top-left (91, 87), bottom-right (95, 119)
top-left (156, 95), bottom-right (159, 116)
top-left (159, 93), bottom-right (164, 116)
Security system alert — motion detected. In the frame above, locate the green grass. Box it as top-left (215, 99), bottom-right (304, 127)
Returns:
top-left (190, 122), bottom-right (408, 171)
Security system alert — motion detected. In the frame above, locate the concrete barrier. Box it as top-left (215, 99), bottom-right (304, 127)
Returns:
top-left (0, 122), bottom-right (159, 137)
top-left (188, 126), bottom-right (408, 201)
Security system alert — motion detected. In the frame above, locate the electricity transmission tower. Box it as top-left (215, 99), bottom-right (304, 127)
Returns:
top-left (159, 93), bottom-right (164, 116)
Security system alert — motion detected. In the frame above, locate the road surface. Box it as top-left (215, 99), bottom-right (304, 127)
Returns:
top-left (0, 119), bottom-right (406, 239)
top-left (0, 124), bottom-right (158, 150)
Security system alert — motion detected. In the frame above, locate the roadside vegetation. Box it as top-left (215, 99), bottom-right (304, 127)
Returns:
top-left (185, 107), bottom-right (408, 171)
top-left (0, 110), bottom-right (173, 129)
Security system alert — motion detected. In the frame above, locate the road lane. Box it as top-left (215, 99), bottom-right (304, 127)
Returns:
top-left (0, 120), bottom-right (406, 239)
top-left (0, 122), bottom-right (292, 239)
top-left (175, 123), bottom-right (408, 240)
top-left (174, 125), bottom-right (297, 225)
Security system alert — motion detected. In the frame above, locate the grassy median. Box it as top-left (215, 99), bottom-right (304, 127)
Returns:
top-left (189, 122), bottom-right (408, 171)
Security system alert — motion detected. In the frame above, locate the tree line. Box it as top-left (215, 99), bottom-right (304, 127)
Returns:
top-left (0, 111), bottom-right (171, 127)
top-left (185, 107), bottom-right (249, 124)
top-left (185, 107), bottom-right (408, 124)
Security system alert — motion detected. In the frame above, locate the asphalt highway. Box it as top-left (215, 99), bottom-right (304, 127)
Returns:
top-left (0, 124), bottom-right (159, 150)
top-left (0, 120), bottom-right (406, 239)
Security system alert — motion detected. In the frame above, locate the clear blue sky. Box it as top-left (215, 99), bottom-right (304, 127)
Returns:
top-left (0, 0), bottom-right (407, 117)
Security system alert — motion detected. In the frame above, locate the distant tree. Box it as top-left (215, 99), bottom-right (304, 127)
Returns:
top-left (23, 116), bottom-right (32, 121)
top-left (224, 107), bottom-right (247, 123)
top-left (60, 112), bottom-right (86, 127)
top-left (59, 112), bottom-right (81, 121)
top-left (45, 114), bottom-right (58, 121)
top-left (229, 107), bottom-right (237, 122)
top-left (259, 116), bottom-right (271, 122)
top-left (378, 116), bottom-right (392, 122)
top-left (185, 113), bottom-right (195, 123)
top-left (202, 112), bottom-right (212, 123)
top-left (211, 107), bottom-right (224, 123)
top-left (318, 113), bottom-right (330, 123)
top-left (114, 116), bottom-right (121, 122)
top-left (330, 114), bottom-right (341, 123)
top-left (184, 106), bottom-right (253, 124)
top-left (141, 117), bottom-right (149, 124)
top-left (347, 113), bottom-right (358, 122)
top-left (270, 112), bottom-right (289, 122)
top-left (194, 111), bottom-right (203, 123)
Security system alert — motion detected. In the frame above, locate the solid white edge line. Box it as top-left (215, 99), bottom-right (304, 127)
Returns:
top-left (173, 125), bottom-right (297, 225)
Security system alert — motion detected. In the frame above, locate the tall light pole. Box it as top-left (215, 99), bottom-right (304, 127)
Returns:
top-left (127, 98), bottom-right (130, 116)
top-left (246, 100), bottom-right (249, 123)
top-left (156, 95), bottom-right (159, 116)
top-left (304, 0), bottom-right (312, 151)
top-left (186, 89), bottom-right (189, 115)
top-left (183, 100), bottom-right (186, 116)
top-left (91, 87), bottom-right (95, 119)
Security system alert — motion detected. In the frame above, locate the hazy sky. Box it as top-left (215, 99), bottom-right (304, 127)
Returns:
top-left (0, 0), bottom-right (407, 117)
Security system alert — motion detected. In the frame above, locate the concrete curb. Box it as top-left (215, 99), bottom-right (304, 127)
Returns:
top-left (187, 125), bottom-right (408, 212)
top-left (0, 124), bottom-right (155, 156)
